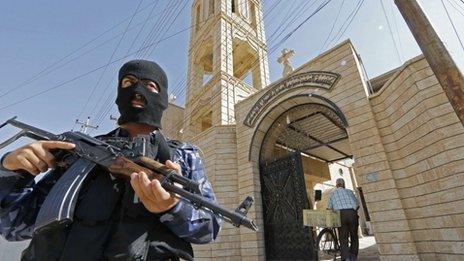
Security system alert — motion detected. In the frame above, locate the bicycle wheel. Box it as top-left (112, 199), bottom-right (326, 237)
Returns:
top-left (315, 228), bottom-right (337, 261)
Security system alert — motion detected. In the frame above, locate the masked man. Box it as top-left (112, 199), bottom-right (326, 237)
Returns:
top-left (0, 60), bottom-right (221, 261)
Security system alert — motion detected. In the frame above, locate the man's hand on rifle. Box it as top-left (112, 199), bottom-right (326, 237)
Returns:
top-left (130, 160), bottom-right (181, 213)
top-left (1, 141), bottom-right (75, 175)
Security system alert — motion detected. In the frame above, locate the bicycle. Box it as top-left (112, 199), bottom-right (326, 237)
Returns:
top-left (303, 209), bottom-right (345, 260)
top-left (315, 226), bottom-right (340, 260)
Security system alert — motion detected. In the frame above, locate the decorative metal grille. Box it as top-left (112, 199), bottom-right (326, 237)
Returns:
top-left (260, 152), bottom-right (316, 260)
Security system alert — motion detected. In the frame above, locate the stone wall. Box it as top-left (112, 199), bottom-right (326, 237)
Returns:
top-left (161, 102), bottom-right (184, 140)
top-left (189, 126), bottom-right (241, 260)
top-left (368, 56), bottom-right (464, 260)
top-left (234, 40), bottom-right (395, 260)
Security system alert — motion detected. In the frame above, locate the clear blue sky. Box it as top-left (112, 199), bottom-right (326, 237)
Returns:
top-left (1, 0), bottom-right (464, 152)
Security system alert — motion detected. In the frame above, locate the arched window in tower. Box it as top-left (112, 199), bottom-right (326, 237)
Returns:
top-left (231, 0), bottom-right (236, 13)
top-left (238, 0), bottom-right (249, 19)
top-left (200, 111), bottom-right (212, 131)
top-left (195, 4), bottom-right (201, 32)
top-left (208, 0), bottom-right (214, 16)
top-left (232, 38), bottom-right (263, 90)
top-left (250, 1), bottom-right (257, 29)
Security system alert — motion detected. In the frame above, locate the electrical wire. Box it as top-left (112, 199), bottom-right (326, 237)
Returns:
top-left (92, 1), bottom-right (189, 129)
top-left (321, 0), bottom-right (346, 52)
top-left (136, 0), bottom-right (179, 58)
top-left (167, 0), bottom-right (336, 134)
top-left (326, 0), bottom-right (364, 47)
top-left (0, 0), bottom-right (160, 99)
top-left (146, 1), bottom-right (188, 57)
top-left (2, 0), bottom-right (333, 136)
top-left (270, 0), bottom-right (333, 51)
top-left (170, 0), bottom-right (284, 99)
top-left (379, 0), bottom-right (402, 63)
top-left (441, 0), bottom-right (464, 53)
top-left (390, 1), bottom-right (404, 61)
top-left (448, 0), bottom-right (464, 17)
top-left (172, 0), bottom-right (318, 99)
top-left (75, 0), bottom-right (145, 126)
top-left (0, 26), bottom-right (192, 112)
top-left (126, 0), bottom-right (160, 56)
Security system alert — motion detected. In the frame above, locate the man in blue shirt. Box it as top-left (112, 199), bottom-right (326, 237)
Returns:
top-left (328, 178), bottom-right (359, 261)
top-left (0, 60), bottom-right (221, 260)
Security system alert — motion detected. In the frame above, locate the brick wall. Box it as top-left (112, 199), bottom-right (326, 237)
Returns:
top-left (190, 126), bottom-right (241, 260)
top-left (369, 56), bottom-right (464, 260)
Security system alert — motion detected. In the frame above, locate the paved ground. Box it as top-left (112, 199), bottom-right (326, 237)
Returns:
top-left (357, 236), bottom-right (379, 260)
top-left (320, 236), bottom-right (379, 261)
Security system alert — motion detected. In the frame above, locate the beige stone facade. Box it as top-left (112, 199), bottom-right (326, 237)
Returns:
top-left (161, 0), bottom-right (464, 260)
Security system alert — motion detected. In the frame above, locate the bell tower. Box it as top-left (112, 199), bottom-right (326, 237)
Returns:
top-left (184, 0), bottom-right (269, 139)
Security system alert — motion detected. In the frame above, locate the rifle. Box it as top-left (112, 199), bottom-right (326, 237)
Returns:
top-left (0, 117), bottom-right (258, 233)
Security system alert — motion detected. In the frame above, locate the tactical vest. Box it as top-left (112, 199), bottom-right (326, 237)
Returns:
top-left (21, 131), bottom-right (193, 261)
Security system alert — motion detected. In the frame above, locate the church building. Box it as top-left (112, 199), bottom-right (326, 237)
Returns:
top-left (162, 0), bottom-right (464, 260)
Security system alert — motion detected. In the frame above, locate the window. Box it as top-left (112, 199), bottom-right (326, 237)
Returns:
top-left (250, 2), bottom-right (257, 28)
top-left (201, 111), bottom-right (212, 131)
top-left (209, 0), bottom-right (214, 16)
top-left (239, 0), bottom-right (249, 19)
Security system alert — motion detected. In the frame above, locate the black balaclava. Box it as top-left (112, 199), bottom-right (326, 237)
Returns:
top-left (115, 59), bottom-right (168, 129)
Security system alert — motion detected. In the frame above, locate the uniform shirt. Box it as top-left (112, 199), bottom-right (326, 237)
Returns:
top-left (0, 130), bottom-right (221, 244)
top-left (327, 187), bottom-right (359, 211)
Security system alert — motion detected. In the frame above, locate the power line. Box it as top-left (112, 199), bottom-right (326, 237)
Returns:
top-left (136, 0), bottom-right (179, 58)
top-left (88, 0), bottom-right (174, 126)
top-left (321, 0), bottom-right (346, 52)
top-left (263, 0), bottom-right (283, 23)
top-left (380, 0), bottom-right (402, 63)
top-left (266, 0), bottom-right (300, 43)
top-left (270, 0), bottom-right (333, 50)
top-left (0, 0), bottom-right (160, 99)
top-left (168, 0), bottom-right (336, 134)
top-left (3, 0), bottom-right (333, 136)
top-left (447, 0), bottom-right (464, 17)
top-left (146, 1), bottom-right (188, 58)
top-left (126, 0), bottom-right (160, 55)
top-left (173, 0), bottom-right (320, 99)
top-left (75, 0), bottom-right (144, 124)
top-left (0, 3), bottom-right (166, 98)
top-left (267, 0), bottom-right (318, 45)
top-left (0, 26), bottom-right (192, 112)
top-left (326, 0), bottom-right (364, 47)
top-left (93, 0), bottom-right (187, 125)
top-left (441, 0), bottom-right (464, 53)
top-left (135, 1), bottom-right (174, 57)
top-left (92, 1), bottom-right (189, 129)
top-left (390, 1), bottom-right (404, 61)
top-left (170, 0), bottom-right (283, 99)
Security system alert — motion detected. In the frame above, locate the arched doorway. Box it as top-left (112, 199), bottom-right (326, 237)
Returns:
top-left (255, 95), bottom-right (351, 260)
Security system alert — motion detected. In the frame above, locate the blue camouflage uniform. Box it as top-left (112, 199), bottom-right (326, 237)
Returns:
top-left (0, 130), bottom-right (221, 244)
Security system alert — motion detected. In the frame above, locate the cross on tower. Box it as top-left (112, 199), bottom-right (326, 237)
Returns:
top-left (277, 48), bottom-right (295, 77)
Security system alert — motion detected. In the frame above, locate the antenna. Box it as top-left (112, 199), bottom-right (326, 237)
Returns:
top-left (109, 115), bottom-right (118, 126)
top-left (75, 117), bottom-right (98, 134)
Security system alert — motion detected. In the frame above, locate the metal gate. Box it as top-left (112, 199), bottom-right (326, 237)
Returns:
top-left (260, 152), bottom-right (316, 260)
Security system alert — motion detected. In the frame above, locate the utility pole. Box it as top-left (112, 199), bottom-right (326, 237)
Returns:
top-left (395, 0), bottom-right (464, 126)
top-left (109, 115), bottom-right (118, 126)
top-left (75, 117), bottom-right (98, 134)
